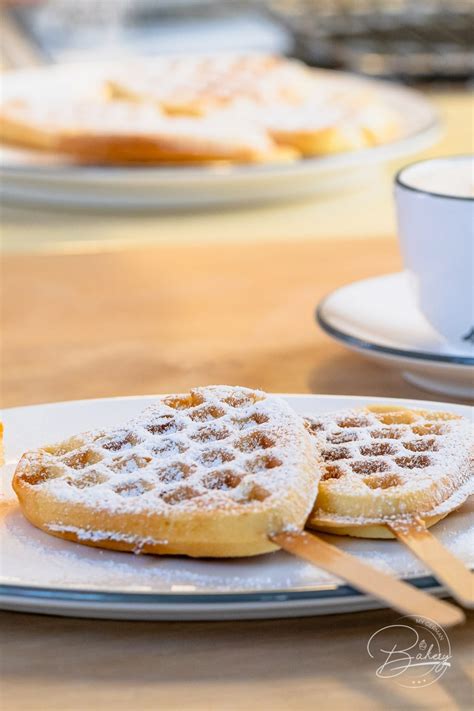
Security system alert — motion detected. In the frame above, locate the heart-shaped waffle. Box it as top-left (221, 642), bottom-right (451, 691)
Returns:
top-left (305, 405), bottom-right (473, 538)
top-left (13, 386), bottom-right (320, 557)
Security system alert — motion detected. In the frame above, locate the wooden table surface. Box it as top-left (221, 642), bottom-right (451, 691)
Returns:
top-left (0, 607), bottom-right (472, 711)
top-left (2, 236), bottom-right (473, 711)
top-left (3, 235), bottom-right (471, 409)
top-left (1, 91), bottom-right (473, 711)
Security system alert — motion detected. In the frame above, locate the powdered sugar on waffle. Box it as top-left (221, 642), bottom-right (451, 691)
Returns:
top-left (306, 406), bottom-right (473, 523)
top-left (1, 98), bottom-right (275, 154)
top-left (107, 54), bottom-right (398, 138)
top-left (106, 54), bottom-right (319, 112)
top-left (16, 387), bottom-right (318, 519)
top-left (3, 493), bottom-right (473, 592)
top-left (1, 53), bottom-right (401, 164)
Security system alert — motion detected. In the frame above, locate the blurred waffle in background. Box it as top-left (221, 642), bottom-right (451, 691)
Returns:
top-left (0, 0), bottom-right (468, 213)
top-left (0, 53), bottom-right (404, 164)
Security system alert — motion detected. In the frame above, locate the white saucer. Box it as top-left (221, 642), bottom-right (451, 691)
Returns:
top-left (1, 394), bottom-right (472, 620)
top-left (316, 272), bottom-right (474, 400)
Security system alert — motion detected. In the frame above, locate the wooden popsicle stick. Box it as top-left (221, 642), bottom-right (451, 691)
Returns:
top-left (271, 530), bottom-right (465, 628)
top-left (387, 519), bottom-right (474, 609)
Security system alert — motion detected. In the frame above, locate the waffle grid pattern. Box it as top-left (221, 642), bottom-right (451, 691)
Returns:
top-left (305, 405), bottom-right (472, 521)
top-left (17, 387), bottom-right (310, 513)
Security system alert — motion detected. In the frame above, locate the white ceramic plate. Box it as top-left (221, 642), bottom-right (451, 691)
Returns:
top-left (0, 62), bottom-right (438, 211)
top-left (317, 272), bottom-right (474, 400)
top-left (1, 393), bottom-right (472, 620)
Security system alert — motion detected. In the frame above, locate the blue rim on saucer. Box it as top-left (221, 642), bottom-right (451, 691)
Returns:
top-left (316, 298), bottom-right (474, 367)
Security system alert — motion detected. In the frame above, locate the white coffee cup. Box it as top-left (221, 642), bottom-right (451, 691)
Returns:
top-left (395, 155), bottom-right (474, 348)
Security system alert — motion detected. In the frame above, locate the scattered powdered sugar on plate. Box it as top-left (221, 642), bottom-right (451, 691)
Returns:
top-left (1, 493), bottom-right (472, 594)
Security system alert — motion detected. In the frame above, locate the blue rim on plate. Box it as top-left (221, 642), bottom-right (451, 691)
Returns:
top-left (0, 572), bottom-right (445, 606)
top-left (316, 299), bottom-right (474, 367)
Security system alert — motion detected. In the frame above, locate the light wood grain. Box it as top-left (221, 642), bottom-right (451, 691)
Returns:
top-left (1, 609), bottom-right (473, 711)
top-left (2, 236), bottom-right (470, 408)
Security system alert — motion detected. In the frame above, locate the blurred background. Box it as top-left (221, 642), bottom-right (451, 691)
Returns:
top-left (0, 0), bottom-right (472, 254)
top-left (1, 0), bottom-right (472, 408)
top-left (2, 0), bottom-right (473, 81)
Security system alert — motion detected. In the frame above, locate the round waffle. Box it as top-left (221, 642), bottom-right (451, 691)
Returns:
top-left (305, 405), bottom-right (473, 539)
top-left (13, 387), bottom-right (321, 557)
